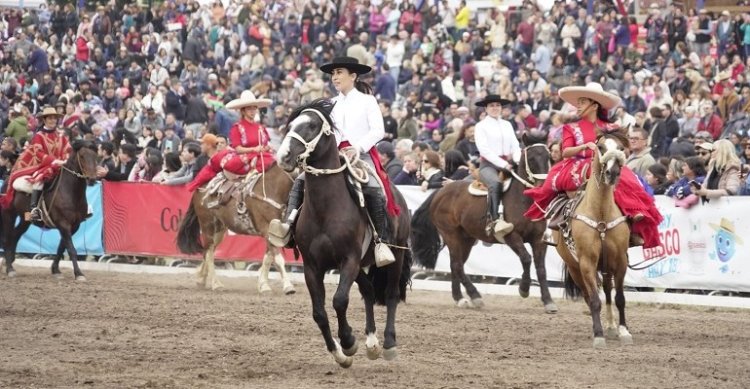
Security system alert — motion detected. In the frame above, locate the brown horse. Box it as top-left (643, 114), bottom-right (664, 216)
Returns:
top-left (276, 99), bottom-right (412, 368)
top-left (1, 140), bottom-right (99, 280)
top-left (176, 164), bottom-right (296, 294)
top-left (555, 133), bottom-right (632, 348)
top-left (411, 133), bottom-right (557, 313)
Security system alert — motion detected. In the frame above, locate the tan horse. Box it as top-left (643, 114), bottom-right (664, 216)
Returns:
top-left (176, 164), bottom-right (296, 294)
top-left (554, 133), bottom-right (633, 348)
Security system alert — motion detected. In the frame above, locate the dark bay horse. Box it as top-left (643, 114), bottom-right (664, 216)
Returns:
top-left (556, 133), bottom-right (632, 348)
top-left (410, 133), bottom-right (558, 313)
top-left (1, 140), bottom-right (99, 280)
top-left (276, 99), bottom-right (412, 368)
top-left (176, 165), bottom-right (296, 293)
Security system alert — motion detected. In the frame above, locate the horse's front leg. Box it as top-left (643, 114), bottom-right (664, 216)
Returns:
top-left (580, 256), bottom-right (604, 348)
top-left (257, 249), bottom-right (274, 293)
top-left (268, 244), bottom-right (295, 295)
top-left (304, 264), bottom-right (351, 368)
top-left (61, 225), bottom-right (86, 281)
top-left (531, 240), bottom-right (558, 313)
top-left (51, 239), bottom-right (65, 279)
top-left (332, 256), bottom-right (360, 361)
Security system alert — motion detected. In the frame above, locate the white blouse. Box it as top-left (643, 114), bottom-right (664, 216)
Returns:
top-left (474, 115), bottom-right (521, 169)
top-left (331, 88), bottom-right (385, 153)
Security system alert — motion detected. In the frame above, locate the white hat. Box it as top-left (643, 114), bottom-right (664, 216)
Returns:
top-left (225, 90), bottom-right (272, 110)
top-left (558, 82), bottom-right (622, 110)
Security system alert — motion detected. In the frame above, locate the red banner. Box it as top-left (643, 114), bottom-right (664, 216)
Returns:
top-left (102, 181), bottom-right (295, 262)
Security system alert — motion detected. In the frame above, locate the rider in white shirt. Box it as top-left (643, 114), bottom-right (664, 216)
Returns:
top-left (474, 95), bottom-right (520, 240)
top-left (270, 57), bottom-right (396, 265)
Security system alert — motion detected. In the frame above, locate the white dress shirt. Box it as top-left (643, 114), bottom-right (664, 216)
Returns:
top-left (331, 88), bottom-right (385, 153)
top-left (475, 115), bottom-right (521, 169)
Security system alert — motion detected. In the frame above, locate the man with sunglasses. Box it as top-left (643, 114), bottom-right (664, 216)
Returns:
top-left (695, 142), bottom-right (714, 165)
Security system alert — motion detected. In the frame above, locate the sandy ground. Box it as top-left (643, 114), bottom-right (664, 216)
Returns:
top-left (0, 266), bottom-right (748, 389)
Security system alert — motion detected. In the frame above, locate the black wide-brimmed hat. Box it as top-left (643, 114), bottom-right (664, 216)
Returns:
top-left (475, 95), bottom-right (512, 107)
top-left (320, 56), bottom-right (372, 75)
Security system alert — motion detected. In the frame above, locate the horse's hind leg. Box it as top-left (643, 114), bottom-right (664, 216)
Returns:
top-left (532, 241), bottom-right (557, 313)
top-left (269, 244), bottom-right (295, 295)
top-left (580, 256), bottom-right (605, 348)
top-left (602, 273), bottom-right (618, 339)
top-left (304, 264), bottom-right (352, 368)
top-left (356, 270), bottom-right (381, 360)
top-left (614, 262), bottom-right (633, 344)
top-left (4, 218), bottom-right (31, 277)
top-left (51, 240), bottom-right (65, 279)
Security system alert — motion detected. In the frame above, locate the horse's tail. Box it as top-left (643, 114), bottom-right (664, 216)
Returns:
top-left (410, 190), bottom-right (442, 269)
top-left (562, 263), bottom-right (583, 300)
top-left (368, 246), bottom-right (412, 305)
top-left (176, 200), bottom-right (204, 254)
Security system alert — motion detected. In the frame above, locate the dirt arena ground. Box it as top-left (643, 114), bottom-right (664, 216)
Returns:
top-left (1, 267), bottom-right (748, 389)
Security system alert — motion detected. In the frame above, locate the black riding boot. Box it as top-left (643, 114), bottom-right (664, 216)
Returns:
top-left (28, 189), bottom-right (43, 222)
top-left (363, 187), bottom-right (390, 242)
top-left (487, 183), bottom-right (501, 221)
top-left (268, 177), bottom-right (304, 248)
top-left (363, 187), bottom-right (396, 267)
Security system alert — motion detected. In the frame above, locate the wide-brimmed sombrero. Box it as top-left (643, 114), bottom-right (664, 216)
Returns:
top-left (709, 218), bottom-right (744, 245)
top-left (320, 56), bottom-right (372, 75)
top-left (38, 106), bottom-right (63, 118)
top-left (558, 82), bottom-right (622, 110)
top-left (475, 94), bottom-right (512, 107)
top-left (715, 70), bottom-right (732, 83)
top-left (225, 90), bottom-right (272, 110)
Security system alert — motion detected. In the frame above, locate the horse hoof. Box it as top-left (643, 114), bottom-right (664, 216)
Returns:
top-left (366, 344), bottom-right (382, 360)
top-left (456, 298), bottom-right (473, 309)
top-left (605, 327), bottom-right (619, 340)
top-left (283, 285), bottom-right (296, 295)
top-left (338, 357), bottom-right (353, 369)
top-left (7, 271), bottom-right (17, 278)
top-left (75, 276), bottom-right (87, 282)
top-left (518, 287), bottom-right (530, 299)
top-left (258, 284), bottom-right (272, 294)
top-left (342, 340), bottom-right (358, 357)
top-left (383, 347), bottom-right (398, 361)
top-left (52, 273), bottom-right (64, 280)
top-left (593, 337), bottom-right (606, 349)
top-left (544, 303), bottom-right (559, 314)
top-left (620, 333), bottom-right (633, 345)
top-left (471, 298), bottom-right (485, 309)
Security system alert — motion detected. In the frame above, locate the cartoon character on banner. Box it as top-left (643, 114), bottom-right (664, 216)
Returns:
top-left (708, 218), bottom-right (744, 273)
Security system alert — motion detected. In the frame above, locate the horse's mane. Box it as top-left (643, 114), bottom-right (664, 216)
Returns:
top-left (285, 98), bottom-right (337, 134)
top-left (596, 127), bottom-right (630, 150)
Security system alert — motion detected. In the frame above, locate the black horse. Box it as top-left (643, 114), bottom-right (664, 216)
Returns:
top-left (276, 99), bottom-right (412, 368)
top-left (1, 140), bottom-right (99, 280)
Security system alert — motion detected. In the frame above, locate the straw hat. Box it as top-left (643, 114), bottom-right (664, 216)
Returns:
top-left (38, 106), bottom-right (63, 118)
top-left (225, 90), bottom-right (272, 110)
top-left (709, 218), bottom-right (744, 245)
top-left (558, 82), bottom-right (622, 110)
top-left (715, 70), bottom-right (732, 82)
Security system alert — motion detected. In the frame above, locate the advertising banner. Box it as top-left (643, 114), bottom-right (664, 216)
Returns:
top-left (102, 182), bottom-right (295, 262)
top-left (399, 186), bottom-right (750, 292)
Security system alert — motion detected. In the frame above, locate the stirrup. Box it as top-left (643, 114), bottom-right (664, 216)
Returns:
top-left (26, 208), bottom-right (42, 222)
top-left (268, 219), bottom-right (292, 248)
top-left (493, 217), bottom-right (514, 236)
top-left (374, 241), bottom-right (396, 267)
top-left (542, 228), bottom-right (558, 246)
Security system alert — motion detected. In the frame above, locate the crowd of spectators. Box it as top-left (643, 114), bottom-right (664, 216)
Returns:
top-left (0, 0), bottom-right (748, 199)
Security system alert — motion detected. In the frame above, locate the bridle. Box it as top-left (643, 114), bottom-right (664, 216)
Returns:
top-left (285, 108), bottom-right (350, 176)
top-left (61, 152), bottom-right (95, 180)
top-left (509, 143), bottom-right (550, 188)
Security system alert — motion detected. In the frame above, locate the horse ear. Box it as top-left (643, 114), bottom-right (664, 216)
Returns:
top-left (71, 140), bottom-right (84, 152)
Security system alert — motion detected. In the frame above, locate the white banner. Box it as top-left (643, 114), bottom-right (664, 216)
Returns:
top-left (399, 186), bottom-right (750, 292)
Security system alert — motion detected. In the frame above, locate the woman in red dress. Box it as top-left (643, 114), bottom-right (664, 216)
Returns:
top-left (186, 91), bottom-right (274, 192)
top-left (524, 83), bottom-right (663, 249)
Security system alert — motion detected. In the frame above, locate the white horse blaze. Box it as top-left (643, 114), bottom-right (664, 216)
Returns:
top-left (276, 115), bottom-right (310, 162)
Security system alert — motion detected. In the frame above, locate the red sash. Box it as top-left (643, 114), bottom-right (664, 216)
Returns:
top-left (339, 141), bottom-right (400, 217)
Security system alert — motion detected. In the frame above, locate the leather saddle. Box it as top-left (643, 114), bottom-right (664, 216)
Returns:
top-left (203, 171), bottom-right (262, 210)
top-left (545, 191), bottom-right (584, 231)
top-left (467, 178), bottom-right (511, 197)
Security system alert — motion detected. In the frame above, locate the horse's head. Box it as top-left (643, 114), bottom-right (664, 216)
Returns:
top-left (596, 132), bottom-right (628, 186)
top-left (69, 140), bottom-right (99, 185)
top-left (277, 99), bottom-right (337, 172)
top-left (520, 130), bottom-right (551, 187)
